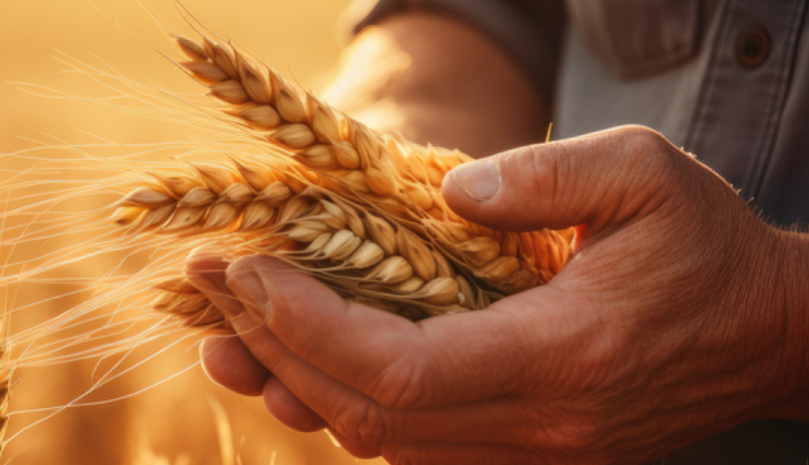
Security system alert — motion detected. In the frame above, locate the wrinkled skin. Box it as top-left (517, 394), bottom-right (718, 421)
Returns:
top-left (188, 12), bottom-right (809, 465)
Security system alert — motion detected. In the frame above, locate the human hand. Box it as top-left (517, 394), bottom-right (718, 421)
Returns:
top-left (190, 126), bottom-right (809, 464)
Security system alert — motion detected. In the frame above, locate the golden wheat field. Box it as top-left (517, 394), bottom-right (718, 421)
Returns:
top-left (0, 0), bottom-right (390, 463)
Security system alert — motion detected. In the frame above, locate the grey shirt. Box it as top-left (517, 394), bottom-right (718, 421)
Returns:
top-left (351, 0), bottom-right (809, 227)
top-left (350, 0), bottom-right (809, 463)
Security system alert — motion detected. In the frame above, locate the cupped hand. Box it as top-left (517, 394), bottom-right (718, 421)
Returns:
top-left (190, 126), bottom-right (807, 464)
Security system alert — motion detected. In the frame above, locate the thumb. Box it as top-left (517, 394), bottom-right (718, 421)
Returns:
top-left (441, 126), bottom-right (686, 234)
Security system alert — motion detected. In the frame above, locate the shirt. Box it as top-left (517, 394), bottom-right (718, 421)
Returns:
top-left (348, 0), bottom-right (809, 463)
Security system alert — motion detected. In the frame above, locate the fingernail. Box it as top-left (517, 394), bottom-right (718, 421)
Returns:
top-left (198, 337), bottom-right (226, 367)
top-left (227, 269), bottom-right (271, 324)
top-left (189, 271), bottom-right (245, 319)
top-left (448, 159), bottom-right (501, 201)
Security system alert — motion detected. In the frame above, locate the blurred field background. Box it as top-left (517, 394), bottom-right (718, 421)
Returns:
top-left (0, 0), bottom-right (389, 463)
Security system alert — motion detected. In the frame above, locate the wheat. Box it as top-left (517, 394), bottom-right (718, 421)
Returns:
top-left (0, 18), bottom-right (573, 457)
top-left (0, 314), bottom-right (10, 457)
top-left (103, 30), bottom-right (574, 324)
top-left (123, 178), bottom-right (497, 320)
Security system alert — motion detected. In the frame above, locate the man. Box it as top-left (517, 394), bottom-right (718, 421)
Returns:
top-left (189, 1), bottom-right (809, 463)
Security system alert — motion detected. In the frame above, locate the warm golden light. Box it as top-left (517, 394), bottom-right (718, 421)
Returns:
top-left (0, 1), bottom-right (387, 463)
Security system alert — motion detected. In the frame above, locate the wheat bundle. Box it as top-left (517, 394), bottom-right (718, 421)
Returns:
top-left (0, 16), bottom-right (575, 457)
top-left (107, 31), bottom-right (573, 325)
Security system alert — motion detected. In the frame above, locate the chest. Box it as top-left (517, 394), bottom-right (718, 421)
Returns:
top-left (557, 0), bottom-right (809, 224)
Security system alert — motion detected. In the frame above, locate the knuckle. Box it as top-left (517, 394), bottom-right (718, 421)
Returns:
top-left (368, 353), bottom-right (429, 409)
top-left (551, 424), bottom-right (601, 456)
top-left (615, 124), bottom-right (665, 147)
top-left (609, 126), bottom-right (689, 195)
top-left (533, 143), bottom-right (568, 211)
top-left (333, 399), bottom-right (394, 445)
top-left (517, 404), bottom-right (602, 457)
top-left (383, 445), bottom-right (429, 465)
top-left (614, 125), bottom-right (677, 166)
top-left (498, 144), bottom-right (564, 215)
top-left (524, 143), bottom-right (562, 187)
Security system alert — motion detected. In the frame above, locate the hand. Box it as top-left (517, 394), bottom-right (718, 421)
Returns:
top-left (189, 126), bottom-right (809, 464)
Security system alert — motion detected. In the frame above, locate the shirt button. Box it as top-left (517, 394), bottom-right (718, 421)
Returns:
top-left (736, 26), bottom-right (770, 68)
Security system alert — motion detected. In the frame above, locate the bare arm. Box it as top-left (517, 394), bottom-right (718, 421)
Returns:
top-left (322, 11), bottom-right (549, 157)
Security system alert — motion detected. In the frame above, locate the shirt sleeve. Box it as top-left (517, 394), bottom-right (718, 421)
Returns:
top-left (342, 0), bottom-right (567, 105)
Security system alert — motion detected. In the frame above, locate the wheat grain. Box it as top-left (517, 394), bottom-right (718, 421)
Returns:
top-left (102, 30), bottom-right (574, 324)
top-left (0, 14), bottom-right (571, 458)
top-left (121, 174), bottom-right (494, 319)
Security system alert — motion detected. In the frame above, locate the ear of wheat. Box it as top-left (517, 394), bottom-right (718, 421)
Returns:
top-left (110, 31), bottom-right (573, 324)
top-left (0, 15), bottom-right (573, 455)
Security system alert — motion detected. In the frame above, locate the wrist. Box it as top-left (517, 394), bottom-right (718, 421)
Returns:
top-left (752, 227), bottom-right (809, 421)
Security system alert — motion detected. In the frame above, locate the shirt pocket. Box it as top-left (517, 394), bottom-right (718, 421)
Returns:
top-left (566, 0), bottom-right (703, 79)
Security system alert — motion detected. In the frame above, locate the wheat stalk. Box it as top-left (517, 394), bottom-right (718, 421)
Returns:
top-left (0, 18), bottom-right (573, 458)
top-left (107, 30), bottom-right (572, 323)
top-left (0, 313), bottom-right (10, 457)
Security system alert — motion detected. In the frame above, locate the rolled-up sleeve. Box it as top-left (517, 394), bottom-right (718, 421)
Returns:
top-left (343, 0), bottom-right (566, 104)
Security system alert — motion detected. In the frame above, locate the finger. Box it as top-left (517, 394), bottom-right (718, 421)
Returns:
top-left (382, 443), bottom-right (540, 465)
top-left (214, 306), bottom-right (529, 446)
top-left (199, 336), bottom-right (270, 396)
top-left (184, 252), bottom-right (244, 319)
top-left (441, 125), bottom-right (687, 235)
top-left (262, 337), bottom-right (535, 447)
top-left (263, 377), bottom-right (327, 432)
top-left (237, 321), bottom-right (529, 447)
top-left (188, 251), bottom-right (573, 447)
top-left (327, 428), bottom-right (382, 459)
top-left (188, 253), bottom-right (544, 446)
top-left (225, 255), bottom-right (568, 409)
top-left (186, 251), bottom-right (328, 432)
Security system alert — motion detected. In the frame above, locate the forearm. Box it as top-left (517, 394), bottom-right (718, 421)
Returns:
top-left (322, 11), bottom-right (549, 158)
